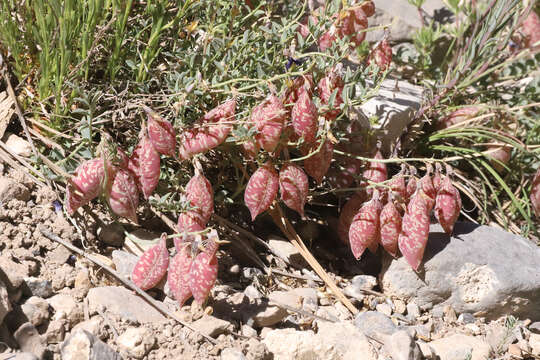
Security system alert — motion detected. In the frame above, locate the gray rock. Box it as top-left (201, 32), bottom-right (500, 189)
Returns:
top-left (117, 327), bottom-right (155, 359)
top-left (0, 255), bottom-right (30, 289)
top-left (229, 264), bottom-right (241, 275)
top-left (244, 285), bottom-right (263, 300)
top-left (13, 323), bottom-right (46, 360)
top-left (267, 236), bottom-right (305, 266)
top-left (220, 348), bottom-right (246, 360)
top-left (0, 177), bottom-right (30, 203)
top-left (269, 291), bottom-right (303, 309)
top-left (61, 330), bottom-right (123, 360)
top-left (380, 223), bottom-right (540, 320)
top-left (22, 277), bottom-right (53, 298)
top-left (86, 286), bottom-right (165, 324)
top-left (355, 80), bottom-right (425, 154)
top-left (111, 251), bottom-right (138, 280)
top-left (457, 313), bottom-right (476, 324)
top-left (293, 287), bottom-right (318, 312)
top-left (98, 223), bottom-right (125, 247)
top-left (241, 324), bottom-right (257, 338)
top-left (0, 280), bottom-right (11, 324)
top-left (47, 294), bottom-right (82, 326)
top-left (71, 317), bottom-right (105, 340)
top-left (242, 268), bottom-right (264, 281)
top-left (44, 319), bottom-right (65, 344)
top-left (428, 334), bottom-right (490, 360)
top-left (262, 321), bottom-right (377, 360)
top-left (530, 321), bottom-right (540, 333)
top-left (192, 315), bottom-right (232, 338)
top-left (382, 330), bottom-right (422, 360)
top-left (530, 333), bottom-right (540, 356)
top-left (354, 311), bottom-right (397, 339)
top-left (252, 304), bottom-right (288, 328)
top-left (351, 275), bottom-right (377, 291)
top-left (376, 303), bottom-right (393, 317)
top-left (21, 296), bottom-right (49, 327)
top-left (0, 353), bottom-right (40, 360)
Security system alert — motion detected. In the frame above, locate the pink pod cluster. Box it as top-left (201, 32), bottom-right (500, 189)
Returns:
top-left (131, 234), bottom-right (170, 290)
top-left (337, 192), bottom-right (366, 245)
top-left (178, 100), bottom-right (236, 159)
top-left (279, 163), bottom-right (309, 217)
top-left (244, 163), bottom-right (279, 221)
top-left (362, 149), bottom-right (387, 196)
top-left (367, 38), bottom-right (392, 71)
top-left (291, 90), bottom-right (319, 144)
top-left (379, 199), bottom-right (401, 257)
top-left (318, 69), bottom-right (344, 121)
top-left (108, 168), bottom-right (139, 223)
top-left (177, 174), bottom-right (214, 235)
top-left (129, 135), bottom-right (161, 199)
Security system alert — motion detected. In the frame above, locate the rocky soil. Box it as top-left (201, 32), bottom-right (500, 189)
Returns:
top-left (1, 161), bottom-right (540, 360)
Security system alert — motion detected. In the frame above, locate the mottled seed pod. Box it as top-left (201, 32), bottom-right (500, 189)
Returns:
top-left (283, 75), bottom-right (315, 109)
top-left (178, 100), bottom-right (236, 159)
top-left (486, 144), bottom-right (511, 173)
top-left (177, 211), bottom-right (206, 234)
top-left (188, 249), bottom-right (218, 305)
top-left (167, 245), bottom-right (193, 307)
top-left (129, 135), bottom-right (160, 199)
top-left (318, 68), bottom-right (344, 121)
top-left (144, 106), bottom-right (176, 157)
top-left (367, 38), bottom-right (392, 71)
top-left (279, 163), bottom-right (309, 217)
top-left (303, 139), bottom-right (334, 184)
top-left (432, 163), bottom-right (442, 193)
top-left (131, 234), bottom-right (169, 290)
top-left (438, 106), bottom-right (480, 129)
top-left (337, 192), bottom-right (366, 245)
top-left (185, 174), bottom-right (214, 225)
top-left (419, 166), bottom-right (436, 211)
top-left (108, 168), bottom-right (139, 223)
top-left (379, 197), bottom-right (402, 257)
top-left (244, 163), bottom-right (279, 221)
top-left (348, 191), bottom-right (382, 259)
top-left (398, 189), bottom-right (431, 271)
top-left (66, 158), bottom-right (108, 215)
top-left (251, 95), bottom-right (286, 153)
top-left (531, 168), bottom-right (540, 218)
top-left (291, 90), bottom-right (318, 144)
top-left (359, 1), bottom-right (375, 17)
top-left (434, 176), bottom-right (462, 235)
top-left (388, 169), bottom-right (407, 203)
top-left (405, 167), bottom-right (418, 203)
top-left (363, 150), bottom-right (387, 196)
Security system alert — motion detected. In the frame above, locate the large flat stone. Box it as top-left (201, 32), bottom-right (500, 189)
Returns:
top-left (380, 222), bottom-right (540, 320)
top-left (86, 286), bottom-right (165, 324)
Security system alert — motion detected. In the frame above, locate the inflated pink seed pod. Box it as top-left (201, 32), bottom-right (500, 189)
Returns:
top-left (185, 174), bottom-right (214, 225)
top-left (379, 198), bottom-right (402, 257)
top-left (65, 158), bottom-right (108, 215)
top-left (279, 163), bottom-right (309, 217)
top-left (359, 1), bottom-right (375, 17)
top-left (144, 106), bottom-right (176, 157)
top-left (291, 90), bottom-right (318, 144)
top-left (349, 7), bottom-right (368, 46)
top-left (432, 163), bottom-right (442, 193)
top-left (177, 211), bottom-right (206, 233)
top-left (251, 95), bottom-right (286, 153)
top-left (437, 106), bottom-right (481, 130)
top-left (419, 173), bottom-right (436, 212)
top-left (244, 163), bottom-right (279, 221)
top-left (405, 167), bottom-right (418, 203)
top-left (367, 38), bottom-right (392, 71)
top-left (303, 139), bottom-right (334, 184)
top-left (398, 189), bottom-right (431, 271)
top-left (337, 192), bottom-right (366, 245)
top-left (363, 150), bottom-right (387, 196)
top-left (348, 191), bottom-right (382, 259)
top-left (318, 68), bottom-right (344, 121)
top-left (388, 171), bottom-right (407, 203)
top-left (283, 75), bottom-right (315, 109)
top-left (168, 245), bottom-right (193, 307)
top-left (108, 168), bottom-right (139, 223)
top-left (116, 148), bottom-right (129, 169)
top-left (131, 234), bottom-right (169, 290)
top-left (434, 176), bottom-right (462, 235)
top-left (188, 249), bottom-right (218, 305)
top-left (129, 135), bottom-right (160, 199)
top-left (178, 99), bottom-right (236, 159)
top-left (531, 168), bottom-right (540, 218)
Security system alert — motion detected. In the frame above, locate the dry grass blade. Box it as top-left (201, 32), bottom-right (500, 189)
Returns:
top-left (38, 226), bottom-right (218, 345)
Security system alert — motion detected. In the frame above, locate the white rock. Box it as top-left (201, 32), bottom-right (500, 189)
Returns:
top-left (376, 303), bottom-right (393, 317)
top-left (61, 330), bottom-right (122, 360)
top-left (0, 177), bottom-right (30, 203)
top-left (269, 290), bottom-right (303, 309)
top-left (111, 250), bottom-right (138, 280)
top-left (47, 294), bottom-right (82, 326)
top-left (117, 327), bottom-right (155, 359)
top-left (406, 302), bottom-right (421, 320)
top-left (355, 80), bottom-right (425, 153)
top-left (13, 323), bottom-right (46, 359)
top-left (192, 315), bottom-right (232, 338)
top-left (72, 317), bottom-right (105, 340)
top-left (253, 304), bottom-right (288, 328)
top-left (21, 296), bottom-right (50, 327)
top-left (262, 321), bottom-right (377, 360)
top-left (4, 133), bottom-right (32, 157)
top-left (530, 333), bottom-right (540, 355)
top-left (220, 348), bottom-right (246, 360)
top-left (267, 236), bottom-right (304, 266)
top-left (45, 319), bottom-right (66, 344)
top-left (428, 334), bottom-right (490, 360)
top-left (382, 330), bottom-right (422, 360)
